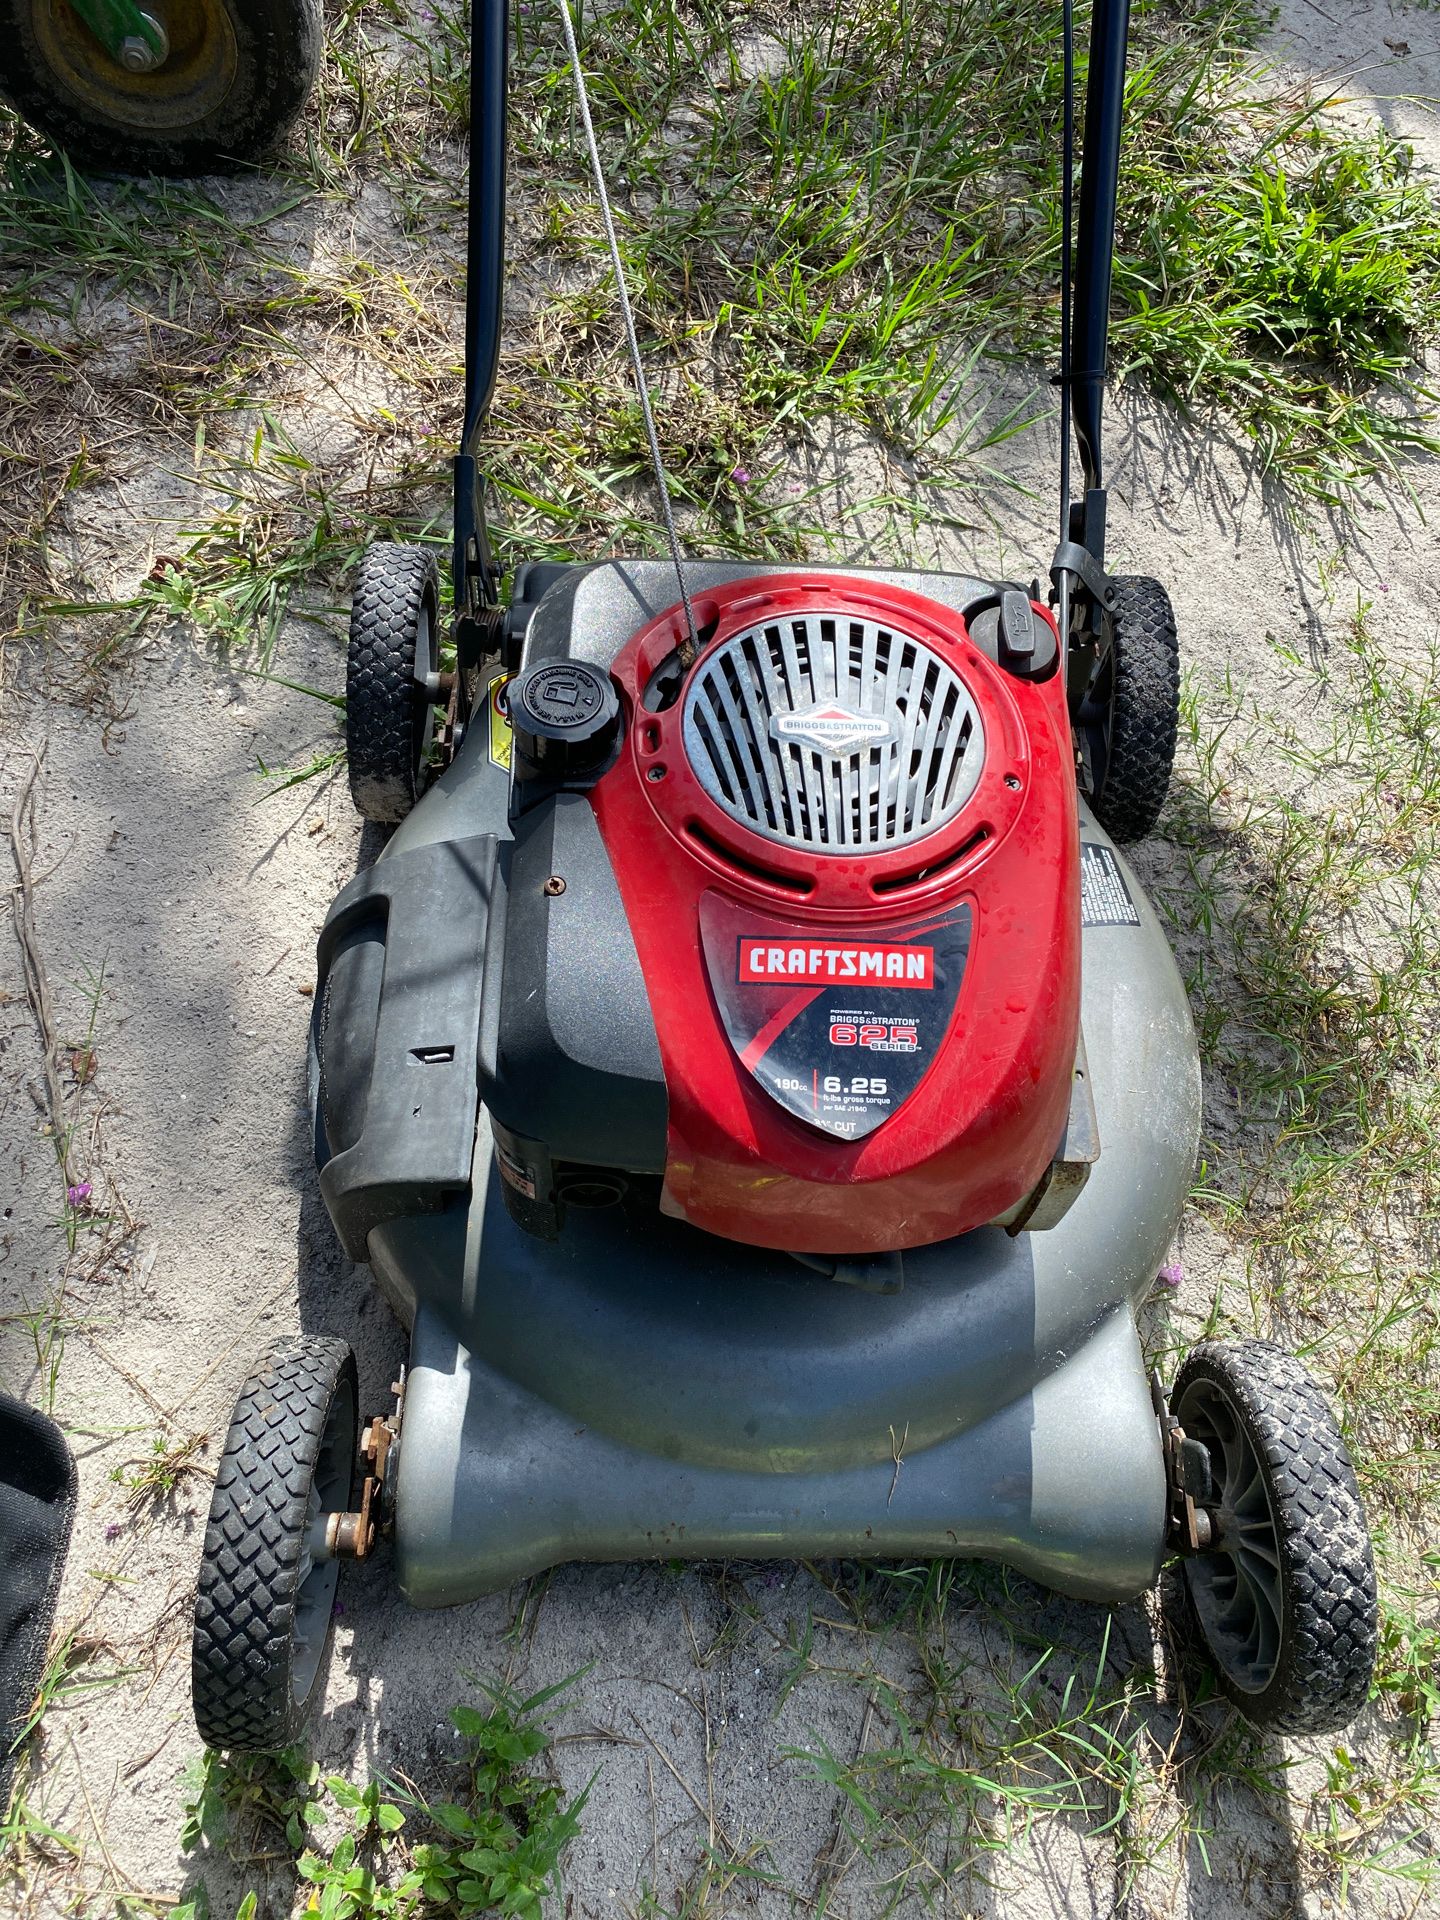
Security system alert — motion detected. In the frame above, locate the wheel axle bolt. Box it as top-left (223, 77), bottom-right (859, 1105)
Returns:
top-left (118, 13), bottom-right (168, 72)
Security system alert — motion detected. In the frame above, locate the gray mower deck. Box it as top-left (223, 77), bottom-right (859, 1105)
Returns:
top-left (366, 803), bottom-right (1198, 1607)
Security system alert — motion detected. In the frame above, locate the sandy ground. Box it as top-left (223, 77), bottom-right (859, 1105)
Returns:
top-left (2, 1), bottom-right (1438, 1916)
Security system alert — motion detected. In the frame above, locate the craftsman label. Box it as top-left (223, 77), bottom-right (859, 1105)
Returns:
top-left (738, 941), bottom-right (933, 988)
top-left (487, 673), bottom-right (512, 771)
top-left (1080, 841), bottom-right (1140, 927)
top-left (701, 894), bottom-right (970, 1141)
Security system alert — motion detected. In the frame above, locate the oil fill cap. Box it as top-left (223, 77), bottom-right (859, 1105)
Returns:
top-left (999, 589), bottom-right (1037, 658)
top-left (510, 659), bottom-right (621, 779)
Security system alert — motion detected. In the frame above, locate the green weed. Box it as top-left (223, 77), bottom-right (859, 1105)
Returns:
top-left (179, 1674), bottom-right (593, 1920)
top-left (109, 1428), bottom-right (210, 1511)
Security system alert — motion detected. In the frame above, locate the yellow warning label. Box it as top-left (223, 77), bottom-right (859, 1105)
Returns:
top-left (487, 674), bottom-right (512, 771)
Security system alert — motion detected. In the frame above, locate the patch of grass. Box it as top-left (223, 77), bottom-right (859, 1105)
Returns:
top-left (1, 1628), bottom-right (137, 1904)
top-left (1130, 606), bottom-right (1440, 1899)
top-left (180, 1742), bottom-right (321, 1863)
top-left (11, 0), bottom-right (1438, 673)
top-left (380, 1675), bottom-right (594, 1917)
top-left (1, 1294), bottom-right (72, 1417)
top-left (0, 141), bottom-right (314, 643)
top-left (14, 1629), bottom-right (141, 1749)
top-left (635, 1837), bottom-right (784, 1919)
top-left (518, 0), bottom-right (1440, 521)
top-left (1372, 1558), bottom-right (1440, 1737)
top-left (0, 149), bottom-right (250, 317)
top-left (128, 415), bottom-right (421, 660)
top-left (784, 1549), bottom-right (1438, 1906)
top-left (0, 1757), bottom-right (81, 1901)
top-left (179, 1674), bottom-right (594, 1920)
top-left (784, 1580), bottom-right (1190, 1911)
top-left (108, 1427), bottom-right (210, 1512)
top-left (1116, 119), bottom-right (1440, 496)
top-left (1162, 621), bottom-right (1440, 1355)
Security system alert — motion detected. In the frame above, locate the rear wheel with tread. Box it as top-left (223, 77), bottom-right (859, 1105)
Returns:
top-left (346, 543), bottom-right (440, 824)
top-left (192, 1337), bottom-right (356, 1753)
top-left (1173, 1339), bottom-right (1376, 1734)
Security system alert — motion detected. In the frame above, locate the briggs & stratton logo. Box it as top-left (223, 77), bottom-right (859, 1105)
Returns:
top-left (770, 702), bottom-right (895, 756)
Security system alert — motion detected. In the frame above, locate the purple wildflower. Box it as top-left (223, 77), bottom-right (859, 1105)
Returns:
top-left (105, 1522), bottom-right (123, 1542)
top-left (1155, 1262), bottom-right (1184, 1290)
top-left (67, 1182), bottom-right (92, 1207)
top-left (730, 466), bottom-right (751, 487)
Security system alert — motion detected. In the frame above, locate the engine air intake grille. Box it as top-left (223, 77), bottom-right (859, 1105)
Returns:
top-left (681, 610), bottom-right (984, 852)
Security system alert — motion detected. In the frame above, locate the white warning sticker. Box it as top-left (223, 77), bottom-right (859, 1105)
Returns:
top-left (1080, 841), bottom-right (1140, 927)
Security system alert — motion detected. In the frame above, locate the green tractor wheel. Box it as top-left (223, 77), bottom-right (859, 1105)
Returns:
top-left (0, 0), bottom-right (321, 172)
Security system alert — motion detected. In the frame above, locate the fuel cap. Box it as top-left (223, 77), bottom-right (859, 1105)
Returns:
top-left (509, 658), bottom-right (621, 780)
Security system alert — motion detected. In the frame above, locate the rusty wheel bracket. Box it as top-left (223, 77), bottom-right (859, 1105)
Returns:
top-left (323, 1371), bottom-right (406, 1562)
top-left (1151, 1368), bottom-right (1215, 1554)
top-left (325, 1475), bottom-right (376, 1560)
top-left (363, 1369), bottom-right (406, 1526)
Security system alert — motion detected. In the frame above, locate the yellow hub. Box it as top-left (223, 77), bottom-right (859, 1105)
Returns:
top-left (33, 0), bottom-right (238, 130)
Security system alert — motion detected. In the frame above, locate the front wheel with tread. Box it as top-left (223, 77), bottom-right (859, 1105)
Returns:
top-left (1074, 574), bottom-right (1179, 843)
top-left (192, 1337), bottom-right (356, 1753)
top-left (0, 0), bottom-right (321, 174)
top-left (1172, 1339), bottom-right (1376, 1735)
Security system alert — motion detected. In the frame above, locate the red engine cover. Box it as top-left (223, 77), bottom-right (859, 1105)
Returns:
top-left (589, 572), bottom-right (1080, 1254)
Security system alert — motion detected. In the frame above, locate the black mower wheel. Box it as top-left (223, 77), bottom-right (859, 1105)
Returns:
top-left (0, 0), bottom-right (321, 174)
top-left (346, 543), bottom-right (440, 824)
top-left (192, 1337), bottom-right (357, 1754)
top-left (1172, 1339), bottom-right (1376, 1735)
top-left (1074, 574), bottom-right (1179, 843)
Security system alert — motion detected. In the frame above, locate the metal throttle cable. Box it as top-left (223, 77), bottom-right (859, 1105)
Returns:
top-left (555, 0), bottom-right (699, 665)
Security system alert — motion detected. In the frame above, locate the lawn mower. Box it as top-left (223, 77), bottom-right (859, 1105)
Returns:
top-left (0, 0), bottom-right (319, 171)
top-left (191, 0), bottom-right (1378, 1755)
